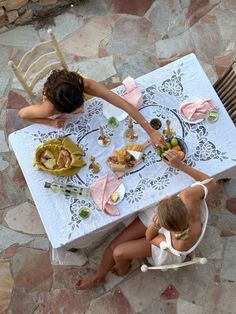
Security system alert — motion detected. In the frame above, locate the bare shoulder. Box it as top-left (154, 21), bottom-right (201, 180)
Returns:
top-left (179, 188), bottom-right (202, 217)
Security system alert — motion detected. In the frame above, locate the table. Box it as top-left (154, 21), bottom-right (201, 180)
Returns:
top-left (9, 53), bottom-right (236, 262)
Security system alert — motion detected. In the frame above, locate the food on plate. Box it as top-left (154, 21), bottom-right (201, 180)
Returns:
top-left (108, 145), bottom-right (142, 170)
top-left (156, 137), bottom-right (186, 160)
top-left (57, 149), bottom-right (71, 168)
top-left (40, 149), bottom-right (57, 169)
top-left (110, 192), bottom-right (120, 203)
top-left (126, 144), bottom-right (143, 152)
top-left (107, 139), bottom-right (151, 175)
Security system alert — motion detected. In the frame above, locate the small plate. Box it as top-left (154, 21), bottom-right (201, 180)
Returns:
top-left (178, 98), bottom-right (204, 124)
top-left (103, 103), bottom-right (128, 122)
top-left (110, 183), bottom-right (125, 205)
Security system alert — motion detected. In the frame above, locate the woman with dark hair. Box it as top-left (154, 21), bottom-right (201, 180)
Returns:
top-left (18, 70), bottom-right (164, 147)
top-left (75, 150), bottom-right (217, 289)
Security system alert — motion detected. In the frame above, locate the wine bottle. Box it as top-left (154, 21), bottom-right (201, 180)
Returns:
top-left (44, 181), bottom-right (90, 198)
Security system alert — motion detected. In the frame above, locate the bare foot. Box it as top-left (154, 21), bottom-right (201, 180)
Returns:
top-left (111, 263), bottom-right (131, 277)
top-left (75, 275), bottom-right (104, 290)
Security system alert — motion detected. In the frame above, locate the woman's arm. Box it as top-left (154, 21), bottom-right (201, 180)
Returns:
top-left (163, 150), bottom-right (218, 199)
top-left (17, 101), bottom-right (67, 128)
top-left (145, 214), bottom-right (161, 241)
top-left (84, 78), bottom-right (165, 147)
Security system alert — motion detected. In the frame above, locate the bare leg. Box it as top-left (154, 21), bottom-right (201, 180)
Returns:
top-left (112, 237), bottom-right (151, 276)
top-left (76, 218), bottom-right (146, 289)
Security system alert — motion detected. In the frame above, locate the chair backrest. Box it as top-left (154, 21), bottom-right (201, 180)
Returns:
top-left (8, 29), bottom-right (68, 104)
top-left (213, 59), bottom-right (236, 125)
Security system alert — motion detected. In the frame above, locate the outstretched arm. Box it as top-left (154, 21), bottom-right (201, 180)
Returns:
top-left (84, 78), bottom-right (165, 147)
top-left (163, 150), bottom-right (218, 199)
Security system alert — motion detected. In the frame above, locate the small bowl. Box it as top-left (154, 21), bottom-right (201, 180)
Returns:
top-left (150, 118), bottom-right (162, 130)
top-left (165, 136), bottom-right (188, 160)
top-left (156, 136), bottom-right (188, 161)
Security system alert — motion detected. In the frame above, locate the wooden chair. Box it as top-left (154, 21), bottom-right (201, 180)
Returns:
top-left (141, 252), bottom-right (207, 272)
top-left (8, 29), bottom-right (68, 104)
top-left (213, 59), bottom-right (236, 125)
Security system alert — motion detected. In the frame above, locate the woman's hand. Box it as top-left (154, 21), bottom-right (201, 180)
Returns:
top-left (50, 115), bottom-right (66, 128)
top-left (151, 213), bottom-right (160, 229)
top-left (149, 130), bottom-right (165, 148)
top-left (162, 150), bottom-right (184, 169)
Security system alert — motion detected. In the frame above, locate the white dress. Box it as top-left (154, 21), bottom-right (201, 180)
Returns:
top-left (138, 179), bottom-right (210, 266)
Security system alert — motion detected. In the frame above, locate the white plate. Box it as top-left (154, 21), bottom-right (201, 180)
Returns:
top-left (178, 98), bottom-right (204, 124)
top-left (110, 183), bottom-right (126, 205)
top-left (103, 103), bottom-right (128, 122)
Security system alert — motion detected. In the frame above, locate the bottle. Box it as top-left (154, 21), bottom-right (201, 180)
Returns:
top-left (44, 181), bottom-right (90, 198)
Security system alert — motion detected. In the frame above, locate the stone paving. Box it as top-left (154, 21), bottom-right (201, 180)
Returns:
top-left (0, 0), bottom-right (236, 313)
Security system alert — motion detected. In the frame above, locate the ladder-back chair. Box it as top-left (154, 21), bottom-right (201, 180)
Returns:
top-left (213, 59), bottom-right (236, 125)
top-left (8, 29), bottom-right (68, 104)
top-left (141, 254), bottom-right (207, 272)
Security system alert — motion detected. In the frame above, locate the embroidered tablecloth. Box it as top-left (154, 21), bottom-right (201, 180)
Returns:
top-left (9, 54), bottom-right (236, 255)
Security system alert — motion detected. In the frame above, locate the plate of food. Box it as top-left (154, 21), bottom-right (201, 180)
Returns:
top-left (156, 136), bottom-right (188, 161)
top-left (107, 139), bottom-right (151, 178)
top-left (109, 183), bottom-right (126, 205)
top-left (103, 103), bottom-right (128, 122)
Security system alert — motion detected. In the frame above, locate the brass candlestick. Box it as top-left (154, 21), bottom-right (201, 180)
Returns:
top-left (89, 156), bottom-right (100, 174)
top-left (124, 117), bottom-right (138, 142)
top-left (97, 125), bottom-right (111, 147)
top-left (163, 118), bottom-right (174, 138)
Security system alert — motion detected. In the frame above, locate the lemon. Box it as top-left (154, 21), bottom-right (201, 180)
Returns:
top-left (170, 137), bottom-right (178, 147)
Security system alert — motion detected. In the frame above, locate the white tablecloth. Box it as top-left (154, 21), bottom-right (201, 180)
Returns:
top-left (9, 54), bottom-right (236, 258)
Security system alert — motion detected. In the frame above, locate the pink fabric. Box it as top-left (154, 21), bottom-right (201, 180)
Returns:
top-left (89, 175), bottom-right (121, 216)
top-left (179, 98), bottom-right (217, 121)
top-left (122, 76), bottom-right (143, 108)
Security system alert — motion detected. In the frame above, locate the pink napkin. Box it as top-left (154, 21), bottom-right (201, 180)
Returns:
top-left (179, 98), bottom-right (217, 121)
top-left (89, 175), bottom-right (121, 216)
top-left (122, 76), bottom-right (143, 108)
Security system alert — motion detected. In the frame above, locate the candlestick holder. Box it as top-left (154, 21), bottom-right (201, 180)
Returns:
top-left (124, 117), bottom-right (138, 142)
top-left (89, 156), bottom-right (100, 174)
top-left (97, 125), bottom-right (111, 147)
top-left (163, 118), bottom-right (175, 138)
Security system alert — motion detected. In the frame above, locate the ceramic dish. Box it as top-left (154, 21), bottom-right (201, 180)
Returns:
top-left (156, 136), bottom-right (188, 161)
top-left (103, 103), bottom-right (128, 121)
top-left (110, 183), bottom-right (125, 205)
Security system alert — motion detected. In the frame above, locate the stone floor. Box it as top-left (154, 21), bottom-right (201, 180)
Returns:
top-left (0, 0), bottom-right (236, 313)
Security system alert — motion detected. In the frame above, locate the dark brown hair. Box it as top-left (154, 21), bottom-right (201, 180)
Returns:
top-left (158, 196), bottom-right (190, 240)
top-left (43, 70), bottom-right (85, 113)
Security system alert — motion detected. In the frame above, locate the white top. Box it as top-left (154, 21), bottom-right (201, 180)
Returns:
top-left (9, 54), bottom-right (236, 251)
top-left (160, 179), bottom-right (210, 257)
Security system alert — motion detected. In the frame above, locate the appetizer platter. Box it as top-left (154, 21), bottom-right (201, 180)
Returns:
top-left (106, 139), bottom-right (151, 178)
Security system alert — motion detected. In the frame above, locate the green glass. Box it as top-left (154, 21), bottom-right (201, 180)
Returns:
top-left (108, 116), bottom-right (119, 128)
top-left (79, 207), bottom-right (90, 219)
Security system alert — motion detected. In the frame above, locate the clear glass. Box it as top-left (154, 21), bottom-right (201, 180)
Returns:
top-left (206, 109), bottom-right (219, 123)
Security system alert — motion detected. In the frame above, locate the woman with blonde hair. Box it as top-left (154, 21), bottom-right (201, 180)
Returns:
top-left (76, 150), bottom-right (217, 289)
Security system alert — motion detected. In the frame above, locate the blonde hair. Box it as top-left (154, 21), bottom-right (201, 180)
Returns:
top-left (158, 196), bottom-right (190, 241)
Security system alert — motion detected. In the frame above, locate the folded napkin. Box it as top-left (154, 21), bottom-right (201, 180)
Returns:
top-left (179, 98), bottom-right (217, 121)
top-left (122, 76), bottom-right (143, 108)
top-left (89, 175), bottom-right (121, 216)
